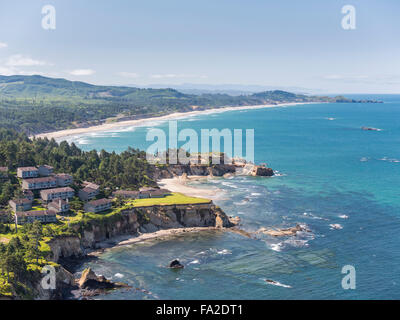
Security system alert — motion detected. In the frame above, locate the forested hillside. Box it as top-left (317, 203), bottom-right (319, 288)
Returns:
top-left (0, 129), bottom-right (155, 206)
top-left (0, 75), bottom-right (374, 134)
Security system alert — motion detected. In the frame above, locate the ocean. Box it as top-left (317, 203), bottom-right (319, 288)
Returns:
top-left (66, 95), bottom-right (400, 299)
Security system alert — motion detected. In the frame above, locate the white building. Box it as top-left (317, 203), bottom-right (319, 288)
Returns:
top-left (79, 187), bottom-right (99, 201)
top-left (40, 187), bottom-right (75, 202)
top-left (84, 198), bottom-right (112, 213)
top-left (22, 176), bottom-right (57, 190)
top-left (56, 173), bottom-right (73, 187)
top-left (17, 167), bottom-right (39, 179)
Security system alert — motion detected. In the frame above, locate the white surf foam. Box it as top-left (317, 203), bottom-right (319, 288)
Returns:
top-left (264, 279), bottom-right (292, 288)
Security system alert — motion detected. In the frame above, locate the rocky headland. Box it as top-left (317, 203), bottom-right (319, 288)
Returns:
top-left (34, 201), bottom-right (235, 299)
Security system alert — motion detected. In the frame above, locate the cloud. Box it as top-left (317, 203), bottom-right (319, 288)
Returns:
top-left (117, 72), bottom-right (140, 78)
top-left (322, 74), bottom-right (400, 85)
top-left (69, 69), bottom-right (95, 76)
top-left (6, 54), bottom-right (48, 67)
top-left (150, 73), bottom-right (207, 79)
top-left (322, 74), bottom-right (369, 81)
top-left (0, 66), bottom-right (14, 76)
top-left (0, 42), bottom-right (8, 49)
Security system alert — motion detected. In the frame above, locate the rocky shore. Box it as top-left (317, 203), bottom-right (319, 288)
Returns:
top-left (35, 201), bottom-right (235, 299)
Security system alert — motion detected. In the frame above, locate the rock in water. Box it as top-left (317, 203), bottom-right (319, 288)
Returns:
top-left (251, 166), bottom-right (274, 177)
top-left (361, 126), bottom-right (381, 131)
top-left (258, 224), bottom-right (309, 237)
top-left (78, 267), bottom-right (130, 295)
top-left (78, 268), bottom-right (100, 289)
top-left (169, 259), bottom-right (184, 269)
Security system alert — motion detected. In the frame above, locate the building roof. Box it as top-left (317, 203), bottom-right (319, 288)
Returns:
top-left (18, 166), bottom-right (38, 172)
top-left (15, 210), bottom-right (56, 217)
top-left (0, 167), bottom-right (8, 172)
top-left (38, 165), bottom-right (54, 169)
top-left (23, 176), bottom-right (57, 183)
top-left (23, 190), bottom-right (34, 195)
top-left (48, 199), bottom-right (68, 209)
top-left (81, 186), bottom-right (97, 194)
top-left (87, 198), bottom-right (112, 207)
top-left (150, 189), bottom-right (171, 196)
top-left (113, 190), bottom-right (140, 196)
top-left (9, 198), bottom-right (32, 205)
top-left (56, 173), bottom-right (72, 179)
top-left (40, 187), bottom-right (74, 195)
top-left (83, 181), bottom-right (100, 190)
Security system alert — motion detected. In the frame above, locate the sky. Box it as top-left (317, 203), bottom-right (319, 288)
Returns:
top-left (0, 0), bottom-right (399, 93)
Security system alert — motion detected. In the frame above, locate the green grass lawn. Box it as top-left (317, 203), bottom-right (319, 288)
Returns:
top-left (126, 192), bottom-right (211, 207)
top-left (31, 206), bottom-right (46, 211)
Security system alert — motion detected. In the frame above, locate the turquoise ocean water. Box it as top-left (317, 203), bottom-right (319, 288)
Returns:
top-left (66, 95), bottom-right (400, 299)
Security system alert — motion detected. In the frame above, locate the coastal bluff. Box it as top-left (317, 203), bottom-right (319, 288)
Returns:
top-left (47, 202), bottom-right (233, 263)
top-left (151, 162), bottom-right (274, 179)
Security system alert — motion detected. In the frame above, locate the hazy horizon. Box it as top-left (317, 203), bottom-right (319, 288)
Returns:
top-left (1, 0), bottom-right (399, 93)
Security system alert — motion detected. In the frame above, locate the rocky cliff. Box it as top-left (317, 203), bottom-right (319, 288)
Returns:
top-left (152, 163), bottom-right (237, 180)
top-left (47, 202), bottom-right (233, 263)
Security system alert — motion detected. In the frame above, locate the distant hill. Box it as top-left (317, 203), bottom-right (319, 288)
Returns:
top-left (0, 75), bottom-right (379, 134)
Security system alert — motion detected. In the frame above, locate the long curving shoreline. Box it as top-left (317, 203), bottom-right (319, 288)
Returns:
top-left (33, 102), bottom-right (312, 140)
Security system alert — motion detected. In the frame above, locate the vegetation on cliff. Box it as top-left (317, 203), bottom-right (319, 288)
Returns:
top-left (0, 221), bottom-right (59, 298)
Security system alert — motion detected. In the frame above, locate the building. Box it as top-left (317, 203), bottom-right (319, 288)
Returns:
top-left (38, 165), bottom-right (54, 177)
top-left (148, 189), bottom-right (171, 198)
top-left (138, 187), bottom-right (155, 199)
top-left (83, 181), bottom-right (100, 191)
top-left (55, 173), bottom-right (73, 187)
top-left (78, 187), bottom-right (99, 201)
top-left (9, 198), bottom-right (33, 212)
top-left (15, 210), bottom-right (57, 225)
top-left (84, 198), bottom-right (112, 213)
top-left (40, 187), bottom-right (75, 202)
top-left (112, 190), bottom-right (140, 199)
top-left (0, 167), bottom-right (8, 179)
top-left (23, 190), bottom-right (34, 201)
top-left (22, 176), bottom-right (57, 190)
top-left (138, 187), bottom-right (170, 199)
top-left (17, 167), bottom-right (39, 179)
top-left (48, 199), bottom-right (70, 214)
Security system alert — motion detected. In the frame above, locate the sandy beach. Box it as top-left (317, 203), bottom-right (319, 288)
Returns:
top-left (158, 175), bottom-right (225, 200)
top-left (33, 102), bottom-right (310, 140)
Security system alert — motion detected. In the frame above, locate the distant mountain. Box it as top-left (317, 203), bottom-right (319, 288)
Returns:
top-left (0, 75), bottom-right (379, 134)
top-left (129, 83), bottom-right (315, 96)
top-left (0, 75), bottom-right (184, 99)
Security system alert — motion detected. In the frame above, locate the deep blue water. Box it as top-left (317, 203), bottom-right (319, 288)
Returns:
top-left (67, 95), bottom-right (400, 299)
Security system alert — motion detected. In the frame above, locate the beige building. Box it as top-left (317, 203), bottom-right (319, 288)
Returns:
top-left (48, 199), bottom-right (70, 214)
top-left (79, 187), bottom-right (99, 201)
top-left (84, 198), bottom-right (112, 213)
top-left (22, 176), bottom-right (57, 190)
top-left (9, 198), bottom-right (33, 212)
top-left (112, 190), bottom-right (140, 199)
top-left (40, 187), bottom-right (75, 202)
top-left (55, 173), bottom-right (73, 187)
top-left (15, 210), bottom-right (57, 225)
top-left (82, 181), bottom-right (100, 190)
top-left (17, 167), bottom-right (39, 179)
top-left (23, 190), bottom-right (34, 201)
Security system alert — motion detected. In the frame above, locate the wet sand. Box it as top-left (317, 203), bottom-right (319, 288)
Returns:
top-left (33, 102), bottom-right (311, 140)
